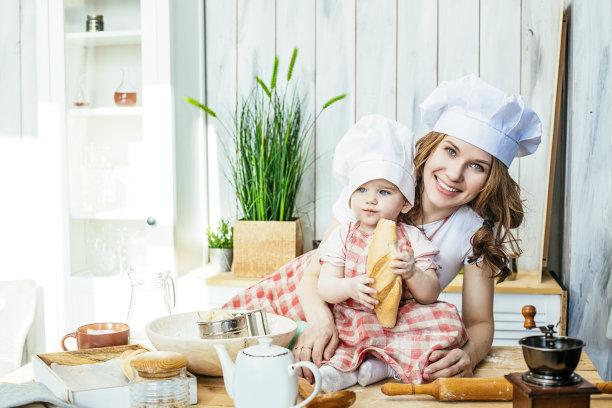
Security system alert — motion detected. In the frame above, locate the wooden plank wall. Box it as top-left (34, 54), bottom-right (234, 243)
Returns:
top-left (204, 0), bottom-right (563, 270)
top-left (0, 0), bottom-right (37, 138)
top-left (562, 0), bottom-right (612, 381)
top-left (0, 0), bottom-right (52, 356)
top-left (0, 1), bottom-right (22, 138)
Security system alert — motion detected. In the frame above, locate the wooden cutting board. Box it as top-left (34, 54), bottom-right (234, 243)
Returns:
top-left (36, 344), bottom-right (148, 367)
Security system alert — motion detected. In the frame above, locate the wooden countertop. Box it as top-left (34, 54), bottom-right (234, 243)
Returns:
top-left (204, 269), bottom-right (262, 287)
top-left (444, 269), bottom-right (564, 295)
top-left (1, 347), bottom-right (607, 407)
top-left (194, 346), bottom-right (609, 407)
top-left (203, 268), bottom-right (564, 295)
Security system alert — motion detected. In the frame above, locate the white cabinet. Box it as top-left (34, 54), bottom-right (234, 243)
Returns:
top-left (52, 0), bottom-right (197, 333)
top-left (34, 0), bottom-right (203, 344)
top-left (63, 0), bottom-right (173, 279)
top-left (439, 291), bottom-right (563, 347)
top-left (439, 270), bottom-right (566, 347)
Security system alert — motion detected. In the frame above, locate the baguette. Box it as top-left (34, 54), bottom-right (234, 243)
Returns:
top-left (366, 218), bottom-right (401, 328)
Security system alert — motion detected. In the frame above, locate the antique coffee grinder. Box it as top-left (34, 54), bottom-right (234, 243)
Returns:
top-left (504, 305), bottom-right (601, 408)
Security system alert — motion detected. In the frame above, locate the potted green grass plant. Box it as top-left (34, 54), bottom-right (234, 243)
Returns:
top-left (207, 219), bottom-right (233, 272)
top-left (187, 48), bottom-right (345, 277)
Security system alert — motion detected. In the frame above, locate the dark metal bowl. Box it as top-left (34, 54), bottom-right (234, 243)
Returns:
top-left (519, 335), bottom-right (584, 378)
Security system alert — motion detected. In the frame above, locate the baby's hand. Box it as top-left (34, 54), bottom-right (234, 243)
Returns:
top-left (347, 275), bottom-right (378, 308)
top-left (390, 247), bottom-right (417, 281)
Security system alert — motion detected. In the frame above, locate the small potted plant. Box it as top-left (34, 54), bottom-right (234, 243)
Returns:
top-left (206, 219), bottom-right (233, 272)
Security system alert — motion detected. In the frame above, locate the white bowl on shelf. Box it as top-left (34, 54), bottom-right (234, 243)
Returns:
top-left (145, 310), bottom-right (297, 376)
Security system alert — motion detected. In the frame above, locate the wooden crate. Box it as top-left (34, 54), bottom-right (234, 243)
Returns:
top-left (233, 218), bottom-right (303, 278)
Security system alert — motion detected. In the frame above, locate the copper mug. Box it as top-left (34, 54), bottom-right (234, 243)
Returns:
top-left (61, 322), bottom-right (130, 351)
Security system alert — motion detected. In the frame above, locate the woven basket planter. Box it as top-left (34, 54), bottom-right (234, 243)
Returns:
top-left (233, 218), bottom-right (303, 278)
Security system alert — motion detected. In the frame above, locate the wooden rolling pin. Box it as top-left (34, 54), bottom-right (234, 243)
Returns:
top-left (382, 378), bottom-right (612, 401)
top-left (596, 382), bottom-right (612, 393)
top-left (382, 378), bottom-right (513, 401)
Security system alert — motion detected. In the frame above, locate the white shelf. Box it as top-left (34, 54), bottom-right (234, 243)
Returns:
top-left (71, 269), bottom-right (123, 279)
top-left (65, 30), bottom-right (141, 47)
top-left (68, 106), bottom-right (143, 117)
top-left (71, 209), bottom-right (145, 221)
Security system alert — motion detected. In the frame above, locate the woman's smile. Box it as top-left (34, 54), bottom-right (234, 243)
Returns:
top-left (422, 135), bottom-right (491, 219)
top-left (435, 176), bottom-right (460, 194)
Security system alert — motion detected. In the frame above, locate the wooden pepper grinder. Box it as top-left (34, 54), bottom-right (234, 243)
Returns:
top-left (505, 304), bottom-right (602, 408)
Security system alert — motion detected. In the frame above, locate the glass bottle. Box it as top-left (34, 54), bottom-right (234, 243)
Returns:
top-left (126, 267), bottom-right (175, 346)
top-left (129, 351), bottom-right (189, 408)
top-left (74, 74), bottom-right (90, 107)
top-left (114, 67), bottom-right (138, 106)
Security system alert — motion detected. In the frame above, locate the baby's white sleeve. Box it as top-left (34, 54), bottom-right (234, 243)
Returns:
top-left (318, 223), bottom-right (350, 267)
top-left (403, 224), bottom-right (440, 272)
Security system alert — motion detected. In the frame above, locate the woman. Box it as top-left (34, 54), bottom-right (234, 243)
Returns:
top-left (224, 74), bottom-right (542, 383)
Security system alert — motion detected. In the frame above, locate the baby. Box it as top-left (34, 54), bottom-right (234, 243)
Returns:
top-left (316, 114), bottom-right (441, 392)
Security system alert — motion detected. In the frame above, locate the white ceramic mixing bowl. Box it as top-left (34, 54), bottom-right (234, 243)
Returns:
top-left (146, 310), bottom-right (297, 376)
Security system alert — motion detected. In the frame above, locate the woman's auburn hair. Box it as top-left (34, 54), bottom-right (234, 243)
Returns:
top-left (403, 131), bottom-right (524, 283)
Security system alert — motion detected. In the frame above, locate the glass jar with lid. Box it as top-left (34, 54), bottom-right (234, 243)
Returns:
top-left (86, 14), bottom-right (104, 32)
top-left (129, 351), bottom-right (189, 408)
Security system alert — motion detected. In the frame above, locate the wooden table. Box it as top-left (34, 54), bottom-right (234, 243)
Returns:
top-left (2, 347), bottom-right (609, 407)
top-left (194, 347), bottom-right (611, 408)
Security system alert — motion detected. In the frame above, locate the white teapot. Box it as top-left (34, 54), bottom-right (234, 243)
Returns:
top-left (214, 337), bottom-right (321, 408)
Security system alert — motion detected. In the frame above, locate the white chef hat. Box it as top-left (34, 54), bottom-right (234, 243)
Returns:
top-left (333, 114), bottom-right (415, 213)
top-left (420, 74), bottom-right (542, 168)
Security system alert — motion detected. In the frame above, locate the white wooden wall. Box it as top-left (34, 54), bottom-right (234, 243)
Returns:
top-left (0, 0), bottom-right (64, 356)
top-left (563, 0), bottom-right (612, 381)
top-left (171, 1), bottom-right (207, 274)
top-left (204, 0), bottom-right (563, 271)
top-left (1, 0), bottom-right (37, 137)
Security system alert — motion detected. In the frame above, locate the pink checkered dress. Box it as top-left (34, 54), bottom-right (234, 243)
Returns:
top-left (321, 223), bottom-right (468, 384)
top-left (222, 251), bottom-right (313, 321)
top-left (223, 225), bottom-right (468, 385)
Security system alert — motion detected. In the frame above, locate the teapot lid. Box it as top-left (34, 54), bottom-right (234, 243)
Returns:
top-left (243, 337), bottom-right (290, 357)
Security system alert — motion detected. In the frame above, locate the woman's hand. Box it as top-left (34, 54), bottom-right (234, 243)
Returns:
top-left (423, 348), bottom-right (474, 380)
top-left (389, 247), bottom-right (416, 281)
top-left (292, 319), bottom-right (340, 383)
top-left (346, 275), bottom-right (378, 308)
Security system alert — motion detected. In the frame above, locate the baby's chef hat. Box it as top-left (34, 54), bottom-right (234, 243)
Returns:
top-left (333, 114), bottom-right (415, 210)
top-left (420, 74), bottom-right (542, 168)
